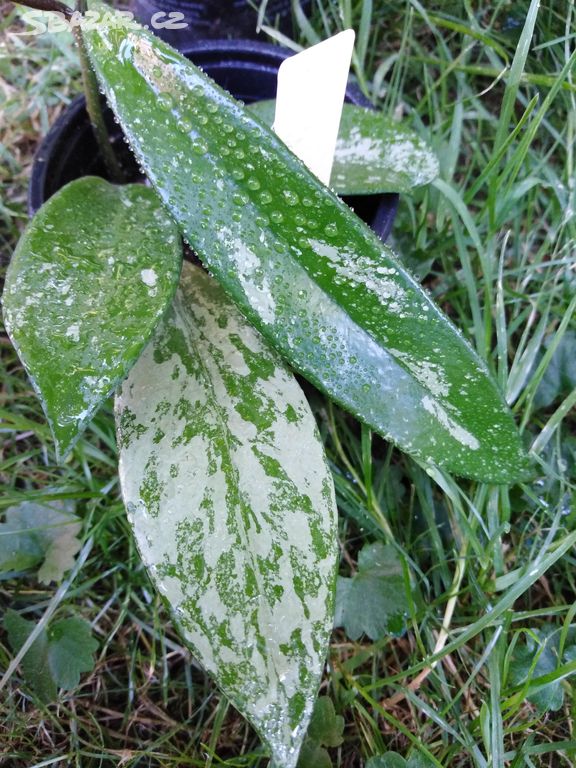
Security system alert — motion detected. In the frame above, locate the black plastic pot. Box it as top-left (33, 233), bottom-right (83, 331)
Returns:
top-left (29, 39), bottom-right (398, 240)
top-left (130, 0), bottom-right (309, 46)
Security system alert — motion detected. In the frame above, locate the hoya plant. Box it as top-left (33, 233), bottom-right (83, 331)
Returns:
top-left (2, 3), bottom-right (530, 766)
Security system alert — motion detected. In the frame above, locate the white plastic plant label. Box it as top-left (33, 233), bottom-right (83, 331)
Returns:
top-left (273, 29), bottom-right (355, 185)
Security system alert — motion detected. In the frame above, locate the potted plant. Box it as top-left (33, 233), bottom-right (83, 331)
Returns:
top-left (129, 0), bottom-right (310, 46)
top-left (28, 36), bottom-right (400, 243)
top-left (2, 4), bottom-right (530, 767)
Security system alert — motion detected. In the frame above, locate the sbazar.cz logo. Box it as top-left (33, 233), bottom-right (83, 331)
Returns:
top-left (15, 9), bottom-right (187, 35)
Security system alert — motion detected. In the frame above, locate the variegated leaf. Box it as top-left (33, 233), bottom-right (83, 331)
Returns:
top-left (248, 100), bottom-right (439, 195)
top-left (116, 262), bottom-right (338, 768)
top-left (84, 18), bottom-right (530, 482)
top-left (2, 176), bottom-right (182, 459)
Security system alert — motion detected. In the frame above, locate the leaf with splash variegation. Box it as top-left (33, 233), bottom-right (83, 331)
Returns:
top-left (2, 177), bottom-right (182, 460)
top-left (248, 100), bottom-right (439, 195)
top-left (84, 18), bottom-right (530, 482)
top-left (115, 263), bottom-right (338, 767)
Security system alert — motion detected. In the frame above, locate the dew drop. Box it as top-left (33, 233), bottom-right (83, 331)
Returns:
top-left (177, 117), bottom-right (192, 133)
top-left (192, 140), bottom-right (208, 155)
top-left (324, 222), bottom-right (338, 237)
top-left (283, 190), bottom-right (299, 206)
top-left (157, 92), bottom-right (173, 111)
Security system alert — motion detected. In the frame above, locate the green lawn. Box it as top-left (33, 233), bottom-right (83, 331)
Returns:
top-left (1, 1), bottom-right (576, 766)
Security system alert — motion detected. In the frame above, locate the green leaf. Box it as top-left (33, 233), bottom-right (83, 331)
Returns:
top-left (3, 610), bottom-right (98, 700)
top-left (535, 330), bottom-right (576, 408)
top-left (249, 100), bottom-right (439, 195)
top-left (297, 741), bottom-right (333, 768)
top-left (47, 617), bottom-right (99, 689)
top-left (83, 17), bottom-right (529, 483)
top-left (307, 697), bottom-right (344, 748)
top-left (2, 176), bottom-right (182, 460)
top-left (366, 754), bottom-right (436, 768)
top-left (0, 501), bottom-right (82, 584)
top-left (3, 609), bottom-right (57, 703)
top-left (335, 542), bottom-right (409, 641)
top-left (295, 696), bottom-right (343, 767)
top-left (508, 627), bottom-right (576, 713)
top-left (0, 509), bottom-right (45, 573)
top-left (115, 262), bottom-right (338, 768)
top-left (366, 755), bottom-right (407, 768)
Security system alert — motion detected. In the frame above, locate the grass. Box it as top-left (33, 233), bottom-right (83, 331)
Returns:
top-left (1, 0), bottom-right (576, 765)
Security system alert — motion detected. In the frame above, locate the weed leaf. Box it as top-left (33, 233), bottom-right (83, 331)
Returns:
top-left (115, 263), bottom-right (338, 768)
top-left (335, 542), bottom-right (409, 641)
top-left (47, 617), bottom-right (99, 689)
top-left (297, 741), bottom-right (333, 768)
top-left (509, 627), bottom-right (576, 712)
top-left (535, 330), bottom-right (576, 408)
top-left (2, 177), bottom-right (182, 460)
top-left (366, 756), bottom-right (407, 768)
top-left (366, 754), bottom-right (435, 768)
top-left (307, 697), bottom-right (345, 747)
top-left (4, 611), bottom-right (98, 700)
top-left (0, 501), bottom-right (81, 583)
top-left (3, 610), bottom-right (57, 703)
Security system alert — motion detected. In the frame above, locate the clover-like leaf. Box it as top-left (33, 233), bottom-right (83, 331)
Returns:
top-left (47, 617), bottom-right (99, 689)
top-left (2, 176), bottom-right (182, 460)
top-left (366, 754), bottom-right (436, 768)
top-left (0, 500), bottom-right (81, 583)
top-left (508, 626), bottom-right (576, 713)
top-left (3, 609), bottom-right (57, 703)
top-left (3, 610), bottom-right (98, 701)
top-left (297, 741), bottom-right (333, 768)
top-left (335, 542), bottom-right (410, 641)
top-left (307, 697), bottom-right (345, 748)
top-left (116, 263), bottom-right (338, 768)
top-left (534, 330), bottom-right (576, 409)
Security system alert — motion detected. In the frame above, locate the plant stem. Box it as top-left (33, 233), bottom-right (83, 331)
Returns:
top-left (15, 0), bottom-right (72, 19)
top-left (72, 22), bottom-right (123, 182)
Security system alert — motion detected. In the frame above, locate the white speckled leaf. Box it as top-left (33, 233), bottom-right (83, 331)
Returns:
top-left (84, 20), bottom-right (530, 482)
top-left (249, 101), bottom-right (439, 195)
top-left (115, 262), bottom-right (338, 768)
top-left (2, 176), bottom-right (182, 460)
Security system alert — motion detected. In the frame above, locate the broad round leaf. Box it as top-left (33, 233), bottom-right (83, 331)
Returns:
top-left (84, 19), bottom-right (529, 483)
top-left (248, 100), bottom-right (439, 195)
top-left (116, 263), bottom-right (338, 768)
top-left (2, 177), bottom-right (182, 460)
